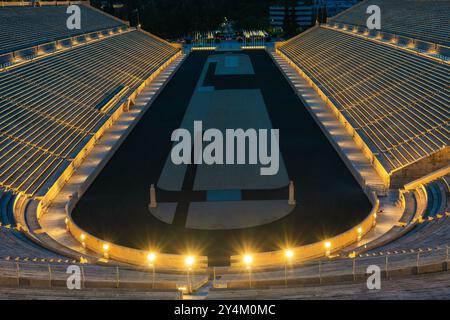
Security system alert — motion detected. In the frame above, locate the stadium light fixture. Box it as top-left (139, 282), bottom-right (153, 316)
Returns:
top-left (103, 243), bottom-right (110, 259)
top-left (243, 255), bottom-right (253, 289)
top-left (357, 227), bottom-right (363, 241)
top-left (324, 241), bottom-right (331, 257)
top-left (147, 252), bottom-right (156, 263)
top-left (185, 256), bottom-right (195, 269)
top-left (243, 255), bottom-right (253, 268)
top-left (285, 249), bottom-right (294, 259)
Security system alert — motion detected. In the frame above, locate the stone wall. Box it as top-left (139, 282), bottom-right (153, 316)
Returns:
top-left (391, 147), bottom-right (449, 188)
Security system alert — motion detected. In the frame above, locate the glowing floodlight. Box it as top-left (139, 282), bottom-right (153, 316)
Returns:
top-left (243, 255), bottom-right (253, 266)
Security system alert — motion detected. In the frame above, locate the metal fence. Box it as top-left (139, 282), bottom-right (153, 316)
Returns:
top-left (0, 246), bottom-right (448, 290)
top-left (214, 246), bottom-right (450, 288)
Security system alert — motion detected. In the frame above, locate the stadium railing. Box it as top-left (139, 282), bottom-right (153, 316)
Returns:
top-left (0, 2), bottom-right (127, 54)
top-left (325, 22), bottom-right (450, 61)
top-left (0, 26), bottom-right (130, 70)
top-left (229, 191), bottom-right (378, 268)
top-left (63, 191), bottom-right (208, 270)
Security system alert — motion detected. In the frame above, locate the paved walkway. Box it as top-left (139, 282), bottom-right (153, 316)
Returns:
top-left (0, 287), bottom-right (181, 300)
top-left (35, 50), bottom-right (402, 263)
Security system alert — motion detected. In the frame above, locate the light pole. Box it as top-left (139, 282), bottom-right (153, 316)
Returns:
top-left (147, 252), bottom-right (156, 289)
top-left (324, 241), bottom-right (331, 257)
top-left (185, 256), bottom-right (195, 293)
top-left (244, 255), bottom-right (253, 289)
top-left (80, 234), bottom-right (86, 248)
top-left (285, 249), bottom-right (294, 288)
top-left (102, 243), bottom-right (109, 259)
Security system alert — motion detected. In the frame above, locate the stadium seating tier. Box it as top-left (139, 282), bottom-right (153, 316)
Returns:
top-left (0, 5), bottom-right (125, 54)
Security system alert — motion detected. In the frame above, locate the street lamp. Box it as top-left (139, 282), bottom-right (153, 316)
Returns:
top-left (324, 241), bottom-right (331, 257)
top-left (80, 234), bottom-right (86, 248)
top-left (285, 249), bottom-right (294, 287)
top-left (102, 243), bottom-right (109, 259)
top-left (147, 252), bottom-right (156, 289)
top-left (185, 255), bottom-right (195, 267)
top-left (185, 256), bottom-right (195, 293)
top-left (357, 227), bottom-right (363, 241)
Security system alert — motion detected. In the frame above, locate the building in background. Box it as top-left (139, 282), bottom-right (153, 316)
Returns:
top-left (269, 0), bottom-right (359, 31)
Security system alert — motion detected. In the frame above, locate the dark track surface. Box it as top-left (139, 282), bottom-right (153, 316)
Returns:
top-left (72, 51), bottom-right (371, 265)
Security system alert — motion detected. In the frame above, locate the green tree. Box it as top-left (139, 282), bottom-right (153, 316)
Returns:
top-left (94, 0), bottom-right (279, 39)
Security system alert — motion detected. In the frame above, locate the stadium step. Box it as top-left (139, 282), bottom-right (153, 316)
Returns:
top-left (276, 26), bottom-right (449, 178)
top-left (183, 280), bottom-right (213, 300)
